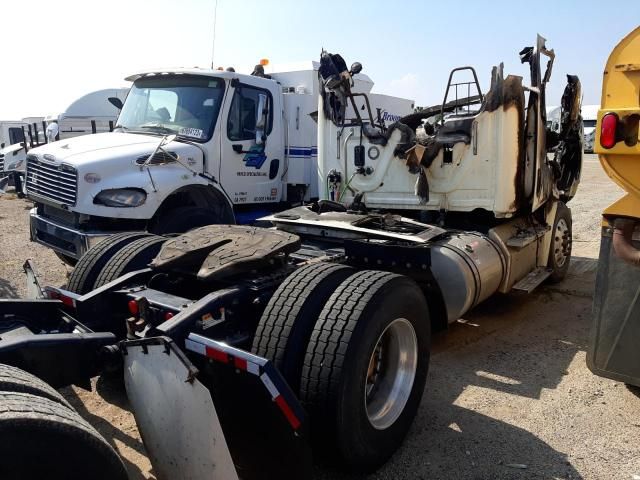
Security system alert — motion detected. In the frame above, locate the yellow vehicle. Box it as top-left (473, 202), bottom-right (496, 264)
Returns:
top-left (587, 27), bottom-right (640, 386)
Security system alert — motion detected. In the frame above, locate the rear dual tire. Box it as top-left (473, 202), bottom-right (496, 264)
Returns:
top-left (253, 266), bottom-right (431, 472)
top-left (301, 271), bottom-right (430, 471)
top-left (66, 231), bottom-right (154, 294)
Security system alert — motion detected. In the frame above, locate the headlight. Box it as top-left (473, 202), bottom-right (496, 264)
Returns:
top-left (94, 188), bottom-right (146, 207)
top-left (5, 159), bottom-right (24, 171)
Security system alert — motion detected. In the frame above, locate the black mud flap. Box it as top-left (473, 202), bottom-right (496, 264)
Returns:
top-left (184, 334), bottom-right (312, 480)
top-left (587, 231), bottom-right (640, 386)
top-left (124, 335), bottom-right (312, 480)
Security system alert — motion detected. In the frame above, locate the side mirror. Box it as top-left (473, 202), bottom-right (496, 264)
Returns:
top-left (0, 142), bottom-right (4, 149)
top-left (350, 62), bottom-right (363, 75)
top-left (255, 93), bottom-right (268, 146)
top-left (108, 97), bottom-right (124, 110)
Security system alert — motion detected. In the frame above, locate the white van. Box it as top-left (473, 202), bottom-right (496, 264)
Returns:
top-left (581, 104), bottom-right (599, 153)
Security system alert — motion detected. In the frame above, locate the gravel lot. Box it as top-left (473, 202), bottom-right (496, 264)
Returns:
top-left (0, 154), bottom-right (638, 480)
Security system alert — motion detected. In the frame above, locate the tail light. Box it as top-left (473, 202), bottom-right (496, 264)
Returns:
top-left (600, 113), bottom-right (618, 149)
top-left (128, 300), bottom-right (139, 315)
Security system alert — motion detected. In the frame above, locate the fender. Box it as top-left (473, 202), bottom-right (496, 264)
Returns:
top-left (152, 183), bottom-right (235, 225)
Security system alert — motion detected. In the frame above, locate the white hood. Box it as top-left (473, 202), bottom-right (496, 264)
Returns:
top-left (30, 132), bottom-right (163, 165)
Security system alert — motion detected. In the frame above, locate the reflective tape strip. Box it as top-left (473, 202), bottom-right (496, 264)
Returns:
top-left (245, 361), bottom-right (260, 376)
top-left (260, 372), bottom-right (279, 399)
top-left (185, 335), bottom-right (261, 375)
top-left (233, 357), bottom-right (247, 371)
top-left (205, 346), bottom-right (229, 363)
top-left (274, 395), bottom-right (301, 430)
top-left (184, 338), bottom-right (205, 356)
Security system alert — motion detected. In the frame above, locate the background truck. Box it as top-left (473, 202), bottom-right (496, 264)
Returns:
top-left (0, 118), bottom-right (46, 195)
top-left (587, 27), bottom-right (640, 387)
top-left (0, 35), bottom-right (583, 479)
top-left (53, 87), bottom-right (129, 140)
top-left (1, 89), bottom-right (129, 195)
top-left (25, 62), bottom-right (413, 264)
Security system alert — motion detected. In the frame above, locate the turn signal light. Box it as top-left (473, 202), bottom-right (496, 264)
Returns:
top-left (600, 113), bottom-right (618, 149)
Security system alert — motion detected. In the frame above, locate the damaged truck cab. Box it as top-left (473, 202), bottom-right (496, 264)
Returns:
top-left (317, 35), bottom-right (582, 218)
top-left (317, 35), bottom-right (583, 294)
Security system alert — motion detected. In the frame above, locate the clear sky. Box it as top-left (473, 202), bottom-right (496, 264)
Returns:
top-left (2, 0), bottom-right (638, 120)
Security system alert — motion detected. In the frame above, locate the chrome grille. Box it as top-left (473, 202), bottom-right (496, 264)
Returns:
top-left (0, 153), bottom-right (4, 173)
top-left (25, 155), bottom-right (78, 206)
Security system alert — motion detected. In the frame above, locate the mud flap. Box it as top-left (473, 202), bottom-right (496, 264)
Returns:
top-left (184, 334), bottom-right (312, 480)
top-left (123, 338), bottom-right (239, 480)
top-left (123, 335), bottom-right (312, 480)
top-left (587, 232), bottom-right (640, 386)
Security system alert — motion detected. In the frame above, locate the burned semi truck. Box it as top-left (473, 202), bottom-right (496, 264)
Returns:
top-left (0, 35), bottom-right (582, 479)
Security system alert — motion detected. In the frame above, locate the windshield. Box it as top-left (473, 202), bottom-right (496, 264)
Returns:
top-left (117, 75), bottom-right (225, 142)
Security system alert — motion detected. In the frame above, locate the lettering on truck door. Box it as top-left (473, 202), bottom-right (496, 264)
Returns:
top-left (219, 81), bottom-right (283, 204)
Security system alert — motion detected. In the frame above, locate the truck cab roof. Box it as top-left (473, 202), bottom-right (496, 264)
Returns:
top-left (125, 68), bottom-right (271, 84)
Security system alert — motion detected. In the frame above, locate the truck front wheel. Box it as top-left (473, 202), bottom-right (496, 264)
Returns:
top-left (301, 270), bottom-right (430, 472)
top-left (547, 201), bottom-right (572, 283)
top-left (149, 206), bottom-right (223, 235)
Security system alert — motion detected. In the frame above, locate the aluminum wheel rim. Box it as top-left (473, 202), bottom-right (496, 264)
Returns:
top-left (553, 218), bottom-right (571, 268)
top-left (365, 318), bottom-right (418, 430)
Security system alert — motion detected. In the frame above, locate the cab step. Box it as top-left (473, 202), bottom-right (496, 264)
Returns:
top-left (512, 267), bottom-right (552, 293)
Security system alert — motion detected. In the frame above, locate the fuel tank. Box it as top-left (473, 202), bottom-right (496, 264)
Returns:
top-left (429, 232), bottom-right (506, 322)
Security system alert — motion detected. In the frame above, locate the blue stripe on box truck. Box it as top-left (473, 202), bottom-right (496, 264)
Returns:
top-left (287, 147), bottom-right (317, 158)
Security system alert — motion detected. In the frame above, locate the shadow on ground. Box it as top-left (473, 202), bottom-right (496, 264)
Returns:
top-left (0, 278), bottom-right (18, 298)
top-left (61, 378), bottom-right (153, 480)
top-left (316, 267), bottom-right (594, 480)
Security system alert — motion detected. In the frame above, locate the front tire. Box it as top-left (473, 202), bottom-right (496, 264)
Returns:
top-left (547, 202), bottom-right (572, 283)
top-left (301, 270), bottom-right (430, 472)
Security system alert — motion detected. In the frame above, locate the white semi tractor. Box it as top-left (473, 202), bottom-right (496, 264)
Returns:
top-left (25, 62), bottom-right (413, 263)
top-left (0, 36), bottom-right (585, 479)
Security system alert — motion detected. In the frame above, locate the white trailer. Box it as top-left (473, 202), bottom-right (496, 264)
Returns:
top-left (581, 104), bottom-right (599, 152)
top-left (25, 62), bottom-right (413, 262)
top-left (53, 88), bottom-right (129, 140)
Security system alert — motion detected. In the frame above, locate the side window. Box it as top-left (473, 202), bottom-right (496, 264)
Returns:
top-left (227, 86), bottom-right (272, 141)
top-left (8, 127), bottom-right (25, 145)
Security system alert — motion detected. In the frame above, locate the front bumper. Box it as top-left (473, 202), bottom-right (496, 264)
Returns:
top-left (29, 208), bottom-right (113, 259)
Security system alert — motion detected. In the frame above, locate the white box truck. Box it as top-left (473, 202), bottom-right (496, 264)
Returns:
top-left (25, 62), bottom-right (413, 263)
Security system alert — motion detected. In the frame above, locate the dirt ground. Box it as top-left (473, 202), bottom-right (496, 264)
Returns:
top-left (0, 154), bottom-right (638, 480)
